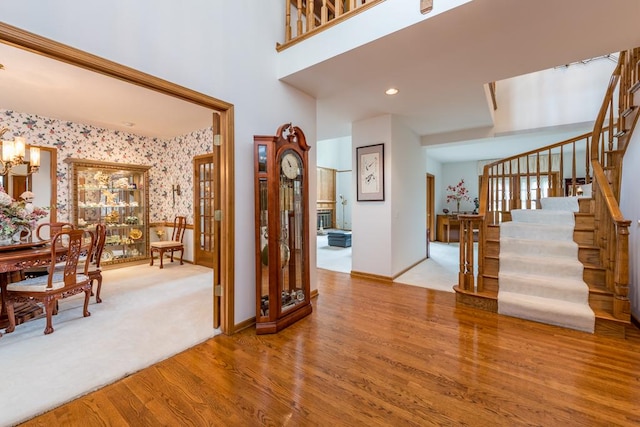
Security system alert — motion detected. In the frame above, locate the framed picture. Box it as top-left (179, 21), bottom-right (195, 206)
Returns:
top-left (357, 143), bottom-right (384, 201)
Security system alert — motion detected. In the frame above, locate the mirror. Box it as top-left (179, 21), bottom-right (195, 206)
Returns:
top-left (0, 146), bottom-right (56, 223)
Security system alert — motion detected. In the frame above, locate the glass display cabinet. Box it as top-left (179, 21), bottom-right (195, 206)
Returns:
top-left (253, 123), bottom-right (312, 334)
top-left (65, 158), bottom-right (151, 265)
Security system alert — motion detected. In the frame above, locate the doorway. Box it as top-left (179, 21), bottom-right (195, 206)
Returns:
top-left (1, 24), bottom-right (235, 334)
top-left (426, 174), bottom-right (435, 243)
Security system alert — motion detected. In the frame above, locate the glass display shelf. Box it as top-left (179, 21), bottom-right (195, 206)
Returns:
top-left (65, 158), bottom-right (151, 265)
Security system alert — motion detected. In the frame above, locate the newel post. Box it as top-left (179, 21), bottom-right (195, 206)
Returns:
top-left (613, 221), bottom-right (631, 320)
top-left (458, 215), bottom-right (477, 291)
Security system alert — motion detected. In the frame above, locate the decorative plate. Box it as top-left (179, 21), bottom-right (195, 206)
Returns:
top-left (129, 229), bottom-right (143, 240)
top-left (101, 249), bottom-right (114, 262)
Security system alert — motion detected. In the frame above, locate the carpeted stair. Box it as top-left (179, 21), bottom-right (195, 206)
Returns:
top-left (498, 197), bottom-right (595, 333)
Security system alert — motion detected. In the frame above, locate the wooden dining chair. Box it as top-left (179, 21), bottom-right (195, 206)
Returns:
top-left (4, 229), bottom-right (95, 335)
top-left (51, 223), bottom-right (107, 303)
top-left (150, 216), bottom-right (186, 269)
top-left (24, 222), bottom-right (76, 278)
top-left (35, 222), bottom-right (75, 241)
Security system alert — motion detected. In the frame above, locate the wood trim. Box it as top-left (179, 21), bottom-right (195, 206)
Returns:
top-left (0, 22), bottom-right (236, 336)
top-left (350, 270), bottom-right (392, 283)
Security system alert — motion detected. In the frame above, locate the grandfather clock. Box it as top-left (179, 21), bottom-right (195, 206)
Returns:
top-left (253, 123), bottom-right (312, 334)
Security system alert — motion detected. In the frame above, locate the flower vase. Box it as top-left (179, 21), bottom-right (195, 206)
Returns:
top-left (0, 236), bottom-right (12, 246)
top-left (12, 225), bottom-right (31, 243)
top-left (456, 200), bottom-right (460, 213)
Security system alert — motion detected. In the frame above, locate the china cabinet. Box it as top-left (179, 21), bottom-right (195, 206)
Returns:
top-left (65, 158), bottom-right (150, 265)
top-left (254, 123), bottom-right (312, 334)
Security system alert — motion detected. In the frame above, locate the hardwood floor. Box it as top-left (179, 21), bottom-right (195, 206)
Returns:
top-left (22, 269), bottom-right (640, 426)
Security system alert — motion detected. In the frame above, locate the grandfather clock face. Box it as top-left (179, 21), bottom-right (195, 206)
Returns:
top-left (278, 149), bottom-right (305, 312)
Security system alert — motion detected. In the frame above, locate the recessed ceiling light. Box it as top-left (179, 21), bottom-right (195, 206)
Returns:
top-left (122, 122), bottom-right (135, 127)
top-left (385, 88), bottom-right (399, 95)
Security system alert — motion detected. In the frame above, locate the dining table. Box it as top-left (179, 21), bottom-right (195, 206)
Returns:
top-left (0, 239), bottom-right (68, 330)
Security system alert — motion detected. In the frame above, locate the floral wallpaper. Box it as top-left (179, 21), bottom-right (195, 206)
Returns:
top-left (0, 108), bottom-right (213, 225)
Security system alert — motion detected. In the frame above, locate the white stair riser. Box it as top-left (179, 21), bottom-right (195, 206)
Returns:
top-left (499, 293), bottom-right (594, 333)
top-left (501, 256), bottom-right (583, 277)
top-left (511, 209), bottom-right (576, 225)
top-left (499, 274), bottom-right (589, 303)
top-left (500, 238), bottom-right (578, 258)
top-left (501, 222), bottom-right (574, 241)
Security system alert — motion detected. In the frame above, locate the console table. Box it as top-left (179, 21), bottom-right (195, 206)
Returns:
top-left (436, 215), bottom-right (460, 243)
top-left (437, 214), bottom-right (480, 243)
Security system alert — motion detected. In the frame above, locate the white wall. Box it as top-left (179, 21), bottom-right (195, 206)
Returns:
top-left (390, 116), bottom-right (426, 274)
top-left (495, 59), bottom-right (615, 133)
top-left (0, 0), bottom-right (318, 325)
top-left (441, 161), bottom-right (479, 214)
top-left (351, 114), bottom-right (426, 278)
top-left (352, 115), bottom-right (392, 276)
top-left (620, 129), bottom-right (640, 320)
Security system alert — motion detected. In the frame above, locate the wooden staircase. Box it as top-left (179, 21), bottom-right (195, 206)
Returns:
top-left (454, 47), bottom-right (640, 338)
top-left (463, 198), bottom-right (629, 337)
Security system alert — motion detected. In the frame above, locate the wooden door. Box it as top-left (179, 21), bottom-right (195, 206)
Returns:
top-left (194, 154), bottom-right (216, 269)
top-left (194, 115), bottom-right (221, 328)
top-left (426, 174), bottom-right (435, 242)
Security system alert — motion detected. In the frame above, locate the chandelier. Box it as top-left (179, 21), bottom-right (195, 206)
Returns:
top-left (0, 127), bottom-right (40, 175)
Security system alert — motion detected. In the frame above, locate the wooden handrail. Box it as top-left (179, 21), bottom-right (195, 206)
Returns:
top-left (278, 0), bottom-right (386, 51)
top-left (591, 161), bottom-right (626, 223)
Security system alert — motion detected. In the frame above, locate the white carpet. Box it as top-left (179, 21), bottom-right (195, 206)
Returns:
top-left (316, 233), bottom-right (352, 274)
top-left (393, 242), bottom-right (468, 293)
top-left (317, 232), bottom-right (461, 293)
top-left (498, 201), bottom-right (595, 333)
top-left (0, 263), bottom-right (218, 427)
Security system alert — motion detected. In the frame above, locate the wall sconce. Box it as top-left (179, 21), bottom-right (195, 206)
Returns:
top-left (172, 183), bottom-right (182, 206)
top-left (0, 127), bottom-right (40, 175)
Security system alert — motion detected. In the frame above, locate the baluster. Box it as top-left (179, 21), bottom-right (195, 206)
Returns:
top-left (516, 156), bottom-right (521, 209)
top-left (547, 148), bottom-right (552, 197)
top-left (585, 137), bottom-right (590, 184)
top-left (336, 0), bottom-right (343, 16)
top-left (307, 0), bottom-right (315, 31)
top-left (524, 156), bottom-right (531, 209)
top-left (285, 0), bottom-right (292, 42)
top-left (321, 0), bottom-right (328, 24)
top-left (297, 0), bottom-right (303, 37)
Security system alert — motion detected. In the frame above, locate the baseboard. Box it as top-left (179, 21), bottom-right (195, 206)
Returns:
top-left (350, 270), bottom-right (393, 283)
top-left (233, 317), bottom-right (256, 334)
top-left (392, 257), bottom-right (427, 280)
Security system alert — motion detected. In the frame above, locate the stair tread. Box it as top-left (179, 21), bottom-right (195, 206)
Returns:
top-left (500, 270), bottom-right (586, 286)
top-left (500, 291), bottom-right (593, 312)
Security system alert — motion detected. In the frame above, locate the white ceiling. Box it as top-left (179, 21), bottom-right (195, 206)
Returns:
top-left (1, 0), bottom-right (640, 161)
top-left (280, 0), bottom-right (640, 161)
top-left (0, 42), bottom-right (214, 139)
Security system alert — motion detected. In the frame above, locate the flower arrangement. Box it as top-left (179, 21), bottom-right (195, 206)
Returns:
top-left (0, 187), bottom-right (49, 240)
top-left (446, 179), bottom-right (470, 212)
top-left (155, 228), bottom-right (166, 240)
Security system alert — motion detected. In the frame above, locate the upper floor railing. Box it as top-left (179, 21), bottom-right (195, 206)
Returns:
top-left (277, 0), bottom-right (386, 51)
